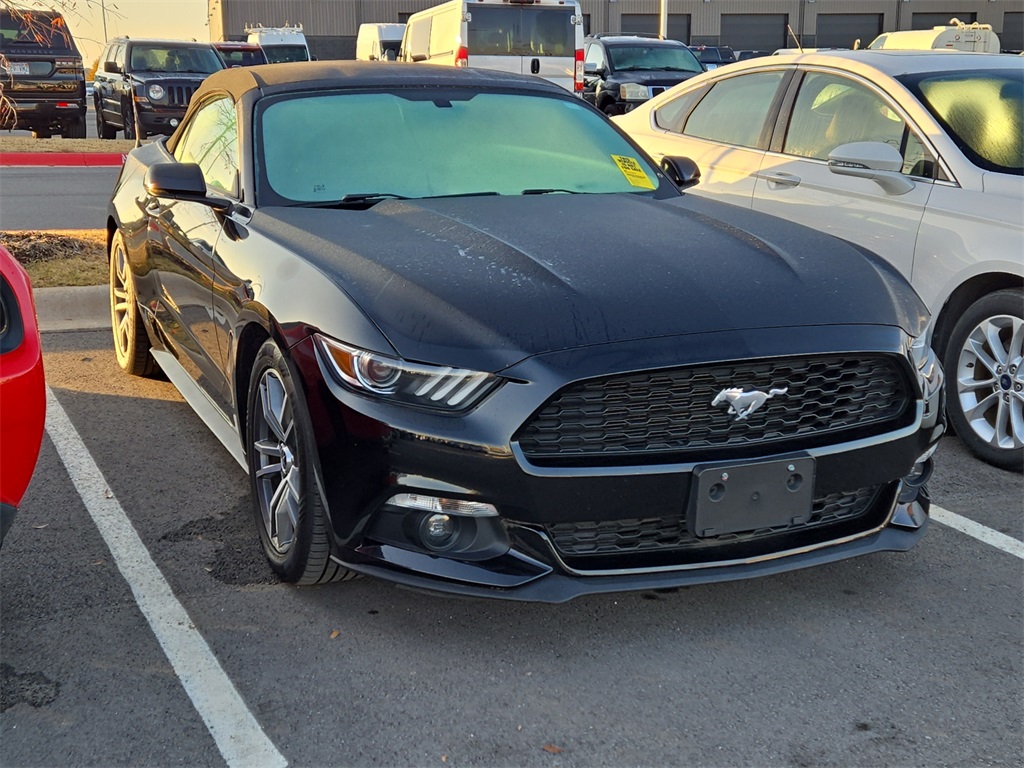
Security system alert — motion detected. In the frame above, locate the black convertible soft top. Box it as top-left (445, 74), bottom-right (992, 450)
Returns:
top-left (191, 59), bottom-right (568, 104)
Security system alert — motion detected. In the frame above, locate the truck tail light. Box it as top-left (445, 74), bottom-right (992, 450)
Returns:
top-left (574, 48), bottom-right (584, 91)
top-left (455, 46), bottom-right (469, 67)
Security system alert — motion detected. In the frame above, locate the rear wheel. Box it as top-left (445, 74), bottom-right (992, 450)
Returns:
top-left (61, 115), bottom-right (86, 139)
top-left (246, 340), bottom-right (355, 585)
top-left (944, 288), bottom-right (1024, 472)
top-left (109, 230), bottom-right (157, 377)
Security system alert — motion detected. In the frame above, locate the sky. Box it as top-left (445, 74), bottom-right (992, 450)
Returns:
top-left (28, 0), bottom-right (211, 65)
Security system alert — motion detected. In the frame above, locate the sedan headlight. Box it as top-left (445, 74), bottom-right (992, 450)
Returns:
top-left (314, 334), bottom-right (499, 411)
top-left (147, 84), bottom-right (165, 101)
top-left (619, 83), bottom-right (649, 101)
top-left (909, 326), bottom-right (943, 399)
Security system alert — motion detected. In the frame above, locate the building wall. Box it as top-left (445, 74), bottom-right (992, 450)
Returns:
top-left (208, 1), bottom-right (1022, 55)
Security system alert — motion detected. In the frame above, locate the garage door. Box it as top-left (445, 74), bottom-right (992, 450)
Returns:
top-left (816, 14), bottom-right (882, 49)
top-left (911, 12), bottom-right (976, 30)
top-left (620, 13), bottom-right (691, 44)
top-left (1002, 12), bottom-right (1023, 52)
top-left (721, 14), bottom-right (788, 52)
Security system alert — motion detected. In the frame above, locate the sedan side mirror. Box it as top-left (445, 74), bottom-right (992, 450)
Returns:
top-left (144, 163), bottom-right (231, 212)
top-left (661, 156), bottom-right (701, 190)
top-left (827, 141), bottom-right (916, 196)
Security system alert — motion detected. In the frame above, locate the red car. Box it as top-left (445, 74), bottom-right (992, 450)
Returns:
top-left (0, 244), bottom-right (45, 547)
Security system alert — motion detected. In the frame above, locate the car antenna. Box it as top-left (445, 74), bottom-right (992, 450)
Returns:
top-left (785, 24), bottom-right (804, 53)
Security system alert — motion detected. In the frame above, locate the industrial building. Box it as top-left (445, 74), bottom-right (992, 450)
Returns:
top-left (208, 1), bottom-right (1023, 60)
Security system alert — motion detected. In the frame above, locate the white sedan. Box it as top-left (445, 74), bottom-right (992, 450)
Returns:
top-left (615, 50), bottom-right (1024, 471)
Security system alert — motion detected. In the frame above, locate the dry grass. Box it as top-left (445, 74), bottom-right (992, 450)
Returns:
top-left (1, 229), bottom-right (107, 287)
top-left (0, 136), bottom-right (136, 154)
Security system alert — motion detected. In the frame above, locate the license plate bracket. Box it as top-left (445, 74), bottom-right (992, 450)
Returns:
top-left (690, 456), bottom-right (815, 538)
top-left (7, 62), bottom-right (30, 75)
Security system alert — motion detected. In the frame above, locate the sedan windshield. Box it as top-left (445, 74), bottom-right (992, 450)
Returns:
top-left (609, 45), bottom-right (702, 73)
top-left (258, 90), bottom-right (664, 205)
top-left (897, 68), bottom-right (1023, 175)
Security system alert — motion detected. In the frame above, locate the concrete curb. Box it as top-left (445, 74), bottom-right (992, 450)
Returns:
top-left (35, 284), bottom-right (109, 332)
top-left (0, 152), bottom-right (126, 167)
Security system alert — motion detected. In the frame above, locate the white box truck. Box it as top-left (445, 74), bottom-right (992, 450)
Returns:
top-left (356, 23), bottom-right (405, 61)
top-left (245, 24), bottom-right (312, 62)
top-left (868, 19), bottom-right (1001, 53)
top-left (398, 0), bottom-right (585, 94)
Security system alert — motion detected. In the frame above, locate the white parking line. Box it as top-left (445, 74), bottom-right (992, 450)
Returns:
top-left (932, 504), bottom-right (1024, 560)
top-left (45, 388), bottom-right (288, 768)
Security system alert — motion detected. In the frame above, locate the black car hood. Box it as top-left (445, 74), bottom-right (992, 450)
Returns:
top-left (250, 194), bottom-right (924, 371)
top-left (613, 70), bottom-right (702, 87)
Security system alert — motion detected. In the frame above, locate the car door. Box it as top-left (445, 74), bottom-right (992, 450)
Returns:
top-left (751, 70), bottom-right (935, 281)
top-left (641, 69), bottom-right (790, 209)
top-left (146, 94), bottom-right (239, 413)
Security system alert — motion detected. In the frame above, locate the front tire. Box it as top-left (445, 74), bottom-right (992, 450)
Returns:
top-left (246, 340), bottom-right (355, 585)
top-left (944, 288), bottom-right (1024, 472)
top-left (96, 101), bottom-right (116, 139)
top-left (109, 230), bottom-right (157, 377)
top-left (121, 101), bottom-right (136, 140)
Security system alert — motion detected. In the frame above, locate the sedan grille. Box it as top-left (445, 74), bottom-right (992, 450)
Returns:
top-left (546, 485), bottom-right (882, 560)
top-left (516, 355), bottom-right (912, 466)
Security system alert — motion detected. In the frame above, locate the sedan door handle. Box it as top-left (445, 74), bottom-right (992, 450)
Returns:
top-left (757, 171), bottom-right (802, 188)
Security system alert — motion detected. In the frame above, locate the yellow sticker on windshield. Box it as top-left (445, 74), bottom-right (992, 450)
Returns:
top-left (612, 155), bottom-right (656, 190)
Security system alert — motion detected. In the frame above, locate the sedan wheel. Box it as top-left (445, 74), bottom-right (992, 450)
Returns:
top-left (246, 340), bottom-right (354, 584)
top-left (109, 231), bottom-right (156, 377)
top-left (944, 289), bottom-right (1024, 472)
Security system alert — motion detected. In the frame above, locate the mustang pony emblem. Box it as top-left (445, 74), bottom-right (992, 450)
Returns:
top-left (712, 387), bottom-right (788, 421)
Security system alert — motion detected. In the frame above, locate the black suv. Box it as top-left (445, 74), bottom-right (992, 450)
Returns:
top-left (688, 45), bottom-right (737, 70)
top-left (93, 38), bottom-right (223, 140)
top-left (0, 9), bottom-right (86, 138)
top-left (582, 36), bottom-right (704, 116)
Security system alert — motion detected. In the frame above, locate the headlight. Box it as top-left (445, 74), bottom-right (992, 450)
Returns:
top-left (147, 84), bottom-right (165, 101)
top-left (619, 83), bottom-right (649, 101)
top-left (909, 326), bottom-right (943, 399)
top-left (314, 334), bottom-right (499, 411)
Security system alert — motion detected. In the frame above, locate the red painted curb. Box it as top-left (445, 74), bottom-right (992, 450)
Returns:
top-left (0, 152), bottom-right (126, 167)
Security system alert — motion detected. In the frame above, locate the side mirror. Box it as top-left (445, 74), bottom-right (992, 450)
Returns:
top-left (103, 61), bottom-right (122, 74)
top-left (828, 141), bottom-right (915, 196)
top-left (661, 156), bottom-right (701, 190)
top-left (144, 163), bottom-right (231, 212)
top-left (583, 62), bottom-right (602, 76)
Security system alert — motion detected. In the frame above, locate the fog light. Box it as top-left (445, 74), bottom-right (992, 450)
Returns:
top-left (903, 444), bottom-right (938, 488)
top-left (420, 513), bottom-right (458, 551)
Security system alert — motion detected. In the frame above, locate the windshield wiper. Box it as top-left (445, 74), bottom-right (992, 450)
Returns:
top-left (300, 193), bottom-right (409, 208)
top-left (521, 188), bottom-right (579, 195)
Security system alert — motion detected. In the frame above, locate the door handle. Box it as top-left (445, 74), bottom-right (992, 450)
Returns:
top-left (757, 171), bottom-right (802, 188)
top-left (531, 58), bottom-right (540, 75)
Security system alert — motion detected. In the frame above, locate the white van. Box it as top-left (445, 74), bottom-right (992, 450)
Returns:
top-left (398, 0), bottom-right (584, 93)
top-left (868, 19), bottom-right (1001, 53)
top-left (356, 23), bottom-right (405, 61)
top-left (245, 24), bottom-right (311, 63)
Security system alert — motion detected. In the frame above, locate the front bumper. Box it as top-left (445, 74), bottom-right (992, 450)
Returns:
top-left (291, 324), bottom-right (945, 602)
top-left (135, 104), bottom-right (187, 136)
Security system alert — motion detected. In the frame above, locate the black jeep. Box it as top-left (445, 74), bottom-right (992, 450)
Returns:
top-left (93, 38), bottom-right (223, 140)
top-left (0, 9), bottom-right (87, 138)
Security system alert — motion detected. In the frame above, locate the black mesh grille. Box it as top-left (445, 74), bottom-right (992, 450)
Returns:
top-left (167, 84), bottom-right (196, 107)
top-left (517, 355), bottom-right (911, 466)
top-left (546, 485), bottom-right (881, 559)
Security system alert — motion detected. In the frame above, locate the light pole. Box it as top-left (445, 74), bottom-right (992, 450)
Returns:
top-left (100, 0), bottom-right (108, 41)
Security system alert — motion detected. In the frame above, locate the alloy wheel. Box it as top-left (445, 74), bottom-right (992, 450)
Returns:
top-left (955, 313), bottom-right (1024, 452)
top-left (110, 240), bottom-right (131, 358)
top-left (252, 368), bottom-right (301, 554)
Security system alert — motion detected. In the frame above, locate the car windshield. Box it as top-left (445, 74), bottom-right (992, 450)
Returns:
top-left (692, 47), bottom-right (734, 64)
top-left (897, 68), bottom-right (1023, 175)
top-left (263, 45), bottom-right (308, 63)
top-left (257, 89), bottom-right (664, 205)
top-left (608, 44), bottom-right (702, 72)
top-left (130, 44), bottom-right (222, 74)
top-left (0, 10), bottom-right (77, 54)
top-left (468, 7), bottom-right (574, 57)
top-left (216, 47), bottom-right (266, 67)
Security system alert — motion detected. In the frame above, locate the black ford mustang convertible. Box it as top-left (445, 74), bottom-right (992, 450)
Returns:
top-left (107, 62), bottom-right (944, 602)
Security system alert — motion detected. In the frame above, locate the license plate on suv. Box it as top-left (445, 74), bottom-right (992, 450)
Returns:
top-left (690, 456), bottom-right (815, 537)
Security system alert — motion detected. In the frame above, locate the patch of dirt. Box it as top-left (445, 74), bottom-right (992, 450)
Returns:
top-left (0, 136), bottom-right (136, 154)
top-left (1, 230), bottom-right (107, 287)
top-left (1, 229), bottom-right (106, 264)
